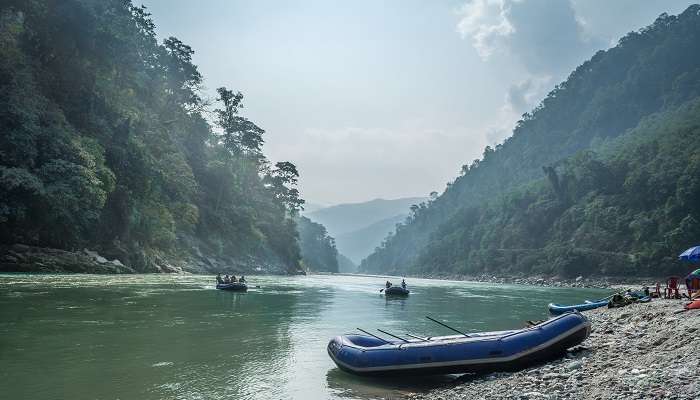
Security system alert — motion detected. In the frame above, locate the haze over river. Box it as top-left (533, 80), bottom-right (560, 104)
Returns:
top-left (0, 274), bottom-right (608, 399)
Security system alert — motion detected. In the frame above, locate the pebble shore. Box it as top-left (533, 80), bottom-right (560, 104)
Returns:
top-left (416, 273), bottom-right (664, 289)
top-left (409, 299), bottom-right (700, 400)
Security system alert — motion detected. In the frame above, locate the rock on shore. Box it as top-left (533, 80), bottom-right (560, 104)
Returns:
top-left (409, 299), bottom-right (700, 400)
top-left (0, 244), bottom-right (134, 274)
top-left (0, 243), bottom-right (302, 275)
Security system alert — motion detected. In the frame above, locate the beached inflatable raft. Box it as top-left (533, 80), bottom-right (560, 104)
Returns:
top-left (548, 299), bottom-right (608, 315)
top-left (549, 292), bottom-right (651, 315)
top-left (327, 312), bottom-right (590, 376)
top-left (384, 286), bottom-right (410, 296)
top-left (216, 282), bottom-right (248, 292)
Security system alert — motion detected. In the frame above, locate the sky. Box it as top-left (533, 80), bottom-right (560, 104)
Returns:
top-left (140, 0), bottom-right (696, 205)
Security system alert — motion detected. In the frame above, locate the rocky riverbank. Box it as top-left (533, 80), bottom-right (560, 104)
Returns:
top-left (408, 298), bottom-right (699, 400)
top-left (415, 272), bottom-right (662, 289)
top-left (0, 243), bottom-right (301, 275)
top-left (0, 244), bottom-right (135, 274)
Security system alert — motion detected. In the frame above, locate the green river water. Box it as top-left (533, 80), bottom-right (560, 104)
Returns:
top-left (0, 274), bottom-right (608, 399)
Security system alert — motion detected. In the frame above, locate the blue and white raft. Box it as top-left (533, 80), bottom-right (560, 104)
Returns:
top-left (327, 313), bottom-right (590, 376)
top-left (548, 299), bottom-right (608, 315)
top-left (216, 283), bottom-right (248, 292)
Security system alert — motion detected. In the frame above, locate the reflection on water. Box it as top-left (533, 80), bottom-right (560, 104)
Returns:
top-left (325, 368), bottom-right (457, 399)
top-left (0, 274), bottom-right (608, 399)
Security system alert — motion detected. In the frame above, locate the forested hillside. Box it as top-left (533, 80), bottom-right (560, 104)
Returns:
top-left (297, 216), bottom-right (338, 273)
top-left (0, 1), bottom-right (304, 273)
top-left (361, 6), bottom-right (700, 278)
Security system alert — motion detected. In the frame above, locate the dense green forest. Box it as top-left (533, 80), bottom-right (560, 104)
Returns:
top-left (0, 1), bottom-right (310, 273)
top-left (297, 217), bottom-right (338, 273)
top-left (361, 6), bottom-right (700, 278)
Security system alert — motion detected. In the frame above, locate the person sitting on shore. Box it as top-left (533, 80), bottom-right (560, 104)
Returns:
top-left (224, 275), bottom-right (231, 284)
top-left (231, 275), bottom-right (237, 283)
top-left (385, 281), bottom-right (392, 289)
top-left (401, 279), bottom-right (407, 289)
top-left (216, 274), bottom-right (224, 284)
top-left (239, 276), bottom-right (246, 283)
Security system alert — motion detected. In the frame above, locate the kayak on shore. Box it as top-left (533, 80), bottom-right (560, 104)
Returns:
top-left (327, 312), bottom-right (590, 376)
top-left (548, 299), bottom-right (608, 315)
top-left (216, 282), bottom-right (248, 292)
top-left (549, 290), bottom-right (651, 314)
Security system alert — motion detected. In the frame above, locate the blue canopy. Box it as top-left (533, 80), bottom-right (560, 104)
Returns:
top-left (679, 246), bottom-right (700, 262)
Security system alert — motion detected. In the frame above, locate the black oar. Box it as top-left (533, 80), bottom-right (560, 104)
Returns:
top-left (377, 329), bottom-right (409, 343)
top-left (357, 328), bottom-right (391, 344)
top-left (426, 316), bottom-right (471, 337)
top-left (405, 333), bottom-right (430, 342)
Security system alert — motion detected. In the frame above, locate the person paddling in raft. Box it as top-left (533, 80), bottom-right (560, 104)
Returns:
top-left (401, 279), bottom-right (407, 289)
top-left (385, 280), bottom-right (392, 289)
top-left (224, 275), bottom-right (231, 284)
top-left (216, 274), bottom-right (224, 284)
top-left (231, 275), bottom-right (237, 283)
top-left (239, 275), bottom-right (246, 283)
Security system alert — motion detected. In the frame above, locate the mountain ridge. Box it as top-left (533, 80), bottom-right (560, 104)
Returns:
top-left (360, 5), bottom-right (700, 278)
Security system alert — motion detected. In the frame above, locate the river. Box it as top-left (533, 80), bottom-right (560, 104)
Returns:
top-left (0, 274), bottom-right (608, 399)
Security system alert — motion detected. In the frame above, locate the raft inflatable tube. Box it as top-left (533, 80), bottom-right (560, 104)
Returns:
top-left (384, 286), bottom-right (410, 296)
top-left (216, 283), bottom-right (248, 292)
top-left (548, 299), bottom-right (608, 315)
top-left (327, 312), bottom-right (590, 376)
top-left (685, 300), bottom-right (700, 310)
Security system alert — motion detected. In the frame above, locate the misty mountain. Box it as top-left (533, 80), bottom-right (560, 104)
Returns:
top-left (307, 197), bottom-right (425, 237)
top-left (301, 202), bottom-right (327, 214)
top-left (361, 6), bottom-right (700, 278)
top-left (335, 214), bottom-right (407, 265)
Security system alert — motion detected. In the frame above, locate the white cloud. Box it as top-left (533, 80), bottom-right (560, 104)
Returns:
top-left (504, 75), bottom-right (551, 115)
top-left (455, 0), bottom-right (604, 147)
top-left (482, 74), bottom-right (551, 144)
top-left (456, 0), bottom-right (516, 59)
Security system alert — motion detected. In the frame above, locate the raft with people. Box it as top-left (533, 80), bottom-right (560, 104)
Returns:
top-left (327, 312), bottom-right (591, 376)
top-left (384, 286), bottom-right (410, 296)
top-left (215, 274), bottom-right (248, 291)
top-left (216, 282), bottom-right (248, 291)
top-left (381, 279), bottom-right (410, 296)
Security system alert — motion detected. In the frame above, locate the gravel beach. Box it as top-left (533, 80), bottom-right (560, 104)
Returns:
top-left (409, 299), bottom-right (700, 400)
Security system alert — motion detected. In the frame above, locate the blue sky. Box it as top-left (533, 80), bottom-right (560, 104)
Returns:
top-left (140, 0), bottom-right (696, 205)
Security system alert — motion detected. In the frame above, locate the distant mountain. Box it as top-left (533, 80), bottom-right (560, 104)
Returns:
top-left (336, 214), bottom-right (407, 264)
top-left (337, 253), bottom-right (357, 273)
top-left (301, 202), bottom-right (327, 214)
top-left (307, 197), bottom-right (425, 237)
top-left (306, 197), bottom-right (426, 267)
